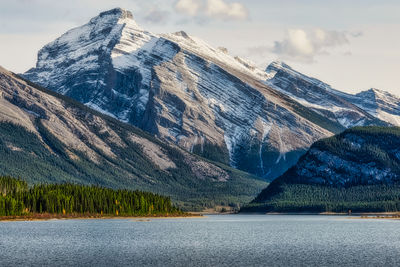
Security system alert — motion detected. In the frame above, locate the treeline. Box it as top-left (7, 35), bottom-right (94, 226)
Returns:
top-left (244, 183), bottom-right (400, 213)
top-left (0, 176), bottom-right (181, 216)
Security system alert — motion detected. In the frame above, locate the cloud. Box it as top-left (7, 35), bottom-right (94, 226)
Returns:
top-left (272, 29), bottom-right (352, 63)
top-left (175, 0), bottom-right (202, 16)
top-left (174, 0), bottom-right (248, 21)
top-left (143, 8), bottom-right (170, 24)
top-left (205, 0), bottom-right (248, 20)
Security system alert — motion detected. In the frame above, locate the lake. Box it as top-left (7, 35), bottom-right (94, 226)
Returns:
top-left (1, 215), bottom-right (399, 266)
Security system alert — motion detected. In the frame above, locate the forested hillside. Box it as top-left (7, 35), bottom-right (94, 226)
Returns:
top-left (244, 127), bottom-right (400, 213)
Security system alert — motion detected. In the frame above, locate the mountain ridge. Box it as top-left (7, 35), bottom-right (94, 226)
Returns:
top-left (264, 61), bottom-right (390, 128)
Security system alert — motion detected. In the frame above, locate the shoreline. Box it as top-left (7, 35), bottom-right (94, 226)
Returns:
top-left (3, 212), bottom-right (400, 221)
top-left (356, 214), bottom-right (400, 220)
top-left (0, 213), bottom-right (204, 222)
top-left (240, 211), bottom-right (400, 216)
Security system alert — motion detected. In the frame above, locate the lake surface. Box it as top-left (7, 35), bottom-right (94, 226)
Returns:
top-left (1, 215), bottom-right (400, 266)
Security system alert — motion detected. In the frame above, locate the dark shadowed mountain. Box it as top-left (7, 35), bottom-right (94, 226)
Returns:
top-left (245, 126), bottom-right (400, 213)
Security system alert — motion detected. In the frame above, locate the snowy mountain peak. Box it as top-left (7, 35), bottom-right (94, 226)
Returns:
top-left (356, 88), bottom-right (400, 103)
top-left (97, 8), bottom-right (133, 20)
top-left (87, 8), bottom-right (138, 29)
top-left (360, 88), bottom-right (393, 97)
top-left (91, 7), bottom-right (141, 30)
top-left (352, 92), bottom-right (400, 125)
top-left (25, 7), bottom-right (146, 90)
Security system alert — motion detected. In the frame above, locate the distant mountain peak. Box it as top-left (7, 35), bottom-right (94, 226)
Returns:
top-left (357, 88), bottom-right (399, 100)
top-left (368, 88), bottom-right (399, 98)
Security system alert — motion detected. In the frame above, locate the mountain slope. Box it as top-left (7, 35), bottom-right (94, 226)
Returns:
top-left (0, 65), bottom-right (267, 211)
top-left (245, 126), bottom-right (400, 212)
top-left (24, 8), bottom-right (347, 180)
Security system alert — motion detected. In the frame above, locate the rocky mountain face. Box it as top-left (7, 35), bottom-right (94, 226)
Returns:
top-left (0, 65), bottom-right (267, 210)
top-left (245, 126), bottom-right (400, 212)
top-left (23, 8), bottom-right (396, 180)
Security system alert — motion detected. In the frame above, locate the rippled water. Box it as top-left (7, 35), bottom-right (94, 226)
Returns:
top-left (1, 215), bottom-right (400, 266)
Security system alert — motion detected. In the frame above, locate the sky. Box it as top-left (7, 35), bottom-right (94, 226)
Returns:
top-left (0, 0), bottom-right (399, 95)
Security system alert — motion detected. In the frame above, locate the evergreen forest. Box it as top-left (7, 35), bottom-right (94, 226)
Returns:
top-left (0, 176), bottom-right (182, 217)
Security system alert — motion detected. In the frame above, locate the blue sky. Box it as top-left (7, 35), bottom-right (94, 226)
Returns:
top-left (0, 0), bottom-right (399, 95)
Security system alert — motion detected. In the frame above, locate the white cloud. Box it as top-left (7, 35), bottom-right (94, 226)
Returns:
top-left (175, 0), bottom-right (202, 16)
top-left (206, 0), bottom-right (248, 20)
top-left (272, 29), bottom-right (351, 63)
top-left (174, 0), bottom-right (248, 21)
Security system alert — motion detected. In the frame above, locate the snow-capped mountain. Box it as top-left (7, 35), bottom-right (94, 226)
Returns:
top-left (265, 61), bottom-right (389, 127)
top-left (344, 89), bottom-right (400, 126)
top-left (23, 8), bottom-right (393, 180)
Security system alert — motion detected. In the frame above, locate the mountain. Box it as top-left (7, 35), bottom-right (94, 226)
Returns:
top-left (23, 8), bottom-right (349, 180)
top-left (23, 8), bottom-right (395, 181)
top-left (0, 65), bottom-right (267, 211)
top-left (265, 61), bottom-right (392, 128)
top-left (244, 126), bottom-right (400, 213)
top-left (344, 88), bottom-right (400, 126)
